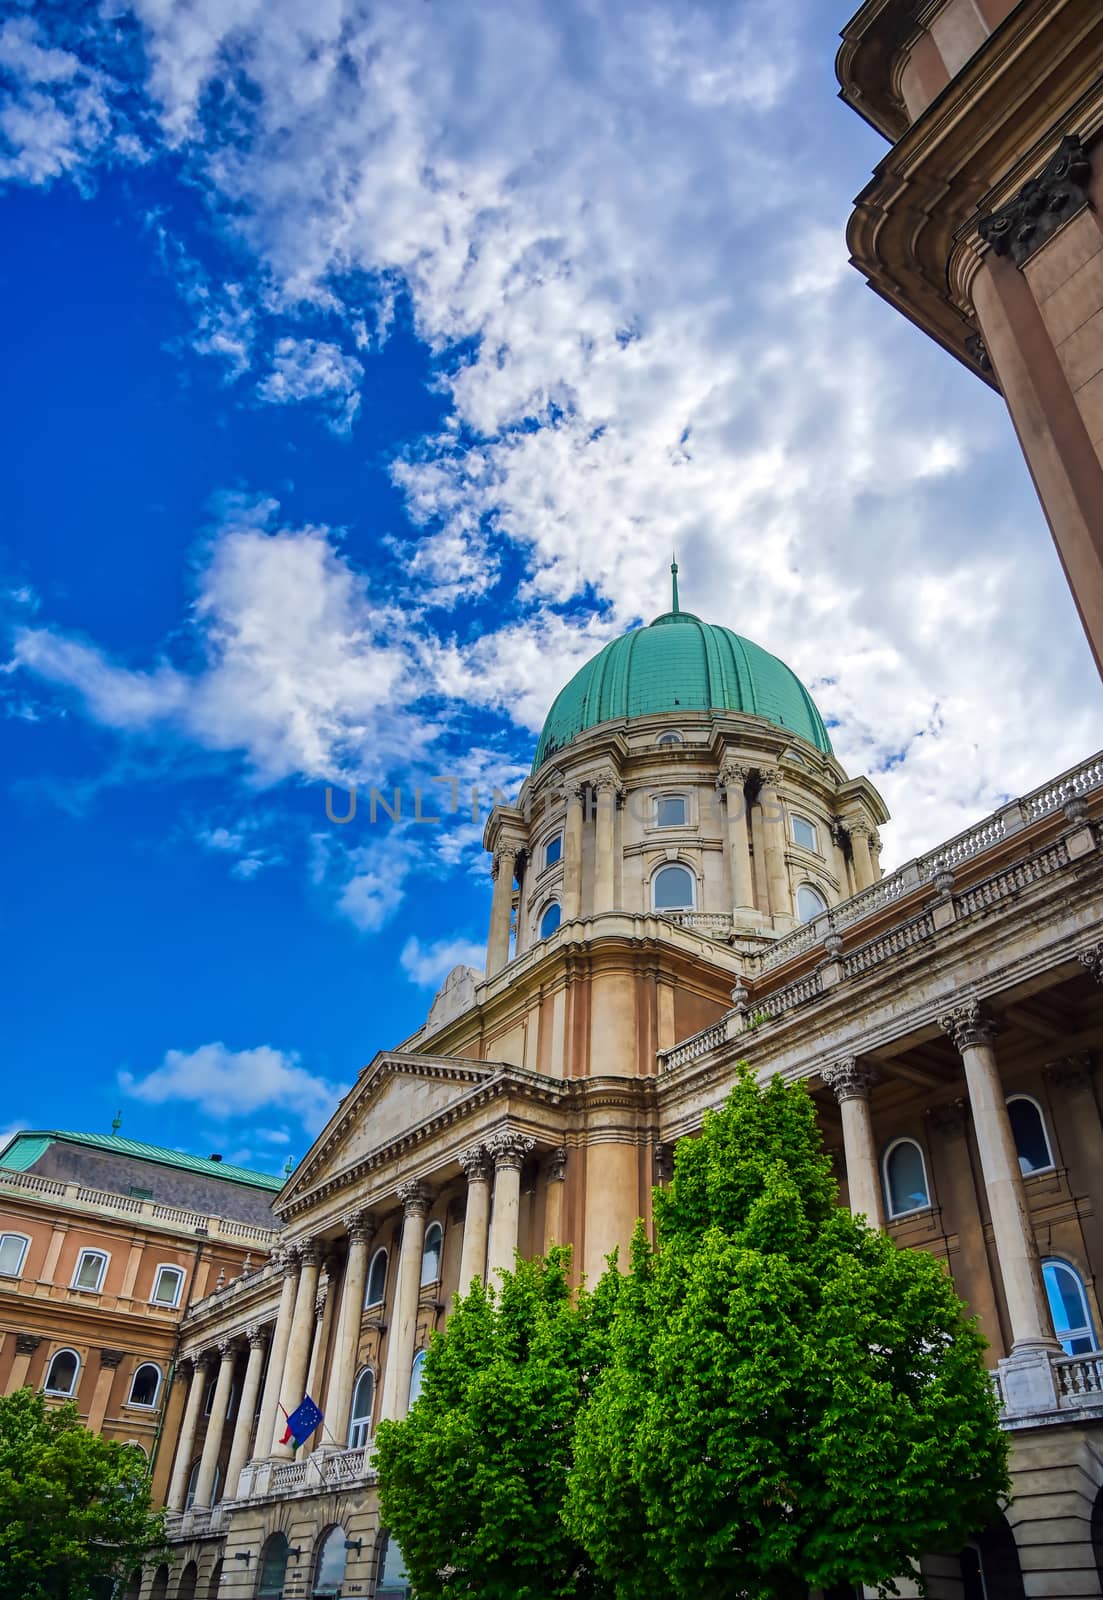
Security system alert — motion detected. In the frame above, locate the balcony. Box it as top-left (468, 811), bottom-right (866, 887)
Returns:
top-left (994, 1348), bottom-right (1103, 1429)
top-left (236, 1446), bottom-right (375, 1504)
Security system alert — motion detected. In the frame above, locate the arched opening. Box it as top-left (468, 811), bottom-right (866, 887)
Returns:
top-left (122, 1571), bottom-right (142, 1600)
top-left (652, 864), bottom-right (695, 912)
top-left (128, 1362), bottom-right (162, 1408)
top-left (796, 883), bottom-right (827, 922)
top-left (376, 1532), bottom-right (413, 1598)
top-left (313, 1525), bottom-right (348, 1597)
top-left (44, 1348), bottom-right (80, 1397)
top-left (955, 1513), bottom-right (1026, 1598)
top-left (538, 902), bottom-right (561, 940)
top-left (882, 1138), bottom-right (930, 1218)
top-left (1006, 1094), bottom-right (1054, 1174)
top-left (1043, 1258), bottom-right (1099, 1354)
top-left (149, 1566), bottom-right (170, 1600)
top-left (206, 1561), bottom-right (223, 1600)
top-left (408, 1350), bottom-right (427, 1408)
top-left (365, 1248), bottom-right (388, 1308)
top-left (176, 1560), bottom-right (198, 1600)
top-left (257, 1533), bottom-right (290, 1598)
top-left (656, 730), bottom-right (683, 747)
top-left (420, 1222), bottom-right (443, 1287)
top-left (348, 1368), bottom-right (374, 1448)
top-left (1092, 1480), bottom-right (1103, 1583)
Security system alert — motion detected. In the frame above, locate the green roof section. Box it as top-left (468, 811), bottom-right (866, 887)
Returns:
top-left (0, 1131), bottom-right (284, 1192)
top-left (533, 607), bottom-right (833, 772)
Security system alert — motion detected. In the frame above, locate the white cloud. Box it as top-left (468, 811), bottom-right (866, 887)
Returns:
top-left (0, 17), bottom-right (118, 186)
top-left (120, 1042), bottom-right (346, 1135)
top-left (258, 336), bottom-right (364, 432)
top-left (400, 934), bottom-right (486, 989)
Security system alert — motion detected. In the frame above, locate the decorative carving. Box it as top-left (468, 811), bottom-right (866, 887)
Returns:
top-left (868, 831), bottom-right (883, 857)
top-left (926, 1097), bottom-right (970, 1140)
top-left (1064, 795), bottom-right (1089, 824)
top-left (1045, 1053), bottom-right (1094, 1094)
top-left (823, 930), bottom-right (843, 958)
top-left (847, 820), bottom-right (872, 842)
top-left (99, 1349), bottom-right (125, 1369)
top-left (592, 768), bottom-right (622, 796)
top-left (730, 980), bottom-right (750, 1009)
top-left (547, 1147), bottom-right (568, 1183)
top-left (978, 135), bottom-right (1093, 267)
top-left (491, 845), bottom-right (519, 881)
top-left (459, 1146), bottom-right (490, 1183)
top-left (215, 1337), bottom-right (235, 1360)
top-left (965, 332), bottom-right (992, 374)
top-left (718, 761), bottom-right (751, 790)
top-left (344, 1210), bottom-right (377, 1245)
top-left (940, 1000), bottom-right (998, 1053)
top-left (653, 1143), bottom-right (675, 1183)
top-left (296, 1240), bottom-right (322, 1269)
top-left (486, 1128), bottom-right (536, 1170)
top-left (398, 1179), bottom-right (432, 1217)
top-left (314, 1286), bottom-right (328, 1320)
top-left (214, 1267), bottom-right (226, 1291)
top-left (757, 767), bottom-right (782, 790)
top-left (1079, 944), bottom-right (1103, 986)
top-left (246, 1324), bottom-right (267, 1351)
top-left (932, 866), bottom-right (955, 900)
top-left (14, 1334), bottom-right (40, 1356)
top-left (821, 1057), bottom-right (879, 1103)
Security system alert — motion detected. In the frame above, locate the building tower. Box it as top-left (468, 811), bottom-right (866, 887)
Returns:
top-left (837, 0), bottom-right (1103, 673)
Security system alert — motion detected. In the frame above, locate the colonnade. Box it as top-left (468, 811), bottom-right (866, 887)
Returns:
top-left (165, 1127), bottom-right (538, 1510)
top-left (823, 1000), bottom-right (1059, 1353)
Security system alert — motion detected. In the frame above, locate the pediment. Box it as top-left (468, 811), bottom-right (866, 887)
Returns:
top-left (281, 1051), bottom-right (494, 1204)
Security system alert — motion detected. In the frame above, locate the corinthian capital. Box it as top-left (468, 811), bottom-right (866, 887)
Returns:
top-left (591, 767), bottom-right (622, 797)
top-left (821, 1057), bottom-right (879, 1103)
top-left (398, 1179), bottom-right (432, 1217)
top-left (491, 845), bottom-right (519, 880)
top-left (757, 767), bottom-right (782, 791)
top-left (486, 1127), bottom-right (535, 1170)
top-left (718, 760), bottom-right (750, 790)
top-left (939, 1000), bottom-right (998, 1054)
top-left (1079, 944), bottom-right (1103, 986)
top-left (343, 1209), bottom-right (377, 1246)
top-left (459, 1146), bottom-right (490, 1182)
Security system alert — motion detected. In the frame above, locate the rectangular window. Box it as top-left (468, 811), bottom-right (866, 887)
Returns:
top-left (544, 834), bottom-right (562, 868)
top-left (792, 815), bottom-right (818, 852)
top-left (0, 1235), bottom-right (28, 1277)
top-left (128, 1185), bottom-right (153, 1200)
top-left (73, 1250), bottom-right (108, 1292)
top-left (655, 795), bottom-right (687, 828)
top-left (152, 1265), bottom-right (184, 1306)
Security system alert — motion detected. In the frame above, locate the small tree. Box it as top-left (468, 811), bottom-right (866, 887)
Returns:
top-left (0, 1386), bottom-right (166, 1600)
top-left (565, 1068), bottom-right (1009, 1600)
top-left (375, 1248), bottom-right (617, 1600)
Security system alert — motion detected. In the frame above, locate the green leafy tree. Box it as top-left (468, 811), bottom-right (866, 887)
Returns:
top-left (565, 1068), bottom-right (1009, 1600)
top-left (375, 1248), bottom-right (617, 1600)
top-left (0, 1386), bottom-right (166, 1600)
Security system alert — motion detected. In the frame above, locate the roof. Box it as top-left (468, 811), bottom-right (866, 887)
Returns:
top-left (533, 606), bottom-right (833, 773)
top-left (0, 1131), bottom-right (284, 1192)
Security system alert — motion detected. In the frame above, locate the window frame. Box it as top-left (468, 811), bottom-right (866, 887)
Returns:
top-left (0, 1232), bottom-right (30, 1278)
top-left (127, 1362), bottom-right (163, 1409)
top-left (651, 862), bottom-right (697, 913)
top-left (791, 814), bottom-right (819, 853)
top-left (795, 882), bottom-right (828, 924)
top-left (420, 1221), bottom-right (443, 1288)
top-left (882, 1136), bottom-right (932, 1219)
top-left (348, 1366), bottom-right (375, 1449)
top-left (408, 1349), bottom-right (428, 1408)
top-left (1042, 1257), bottom-right (1099, 1356)
top-left (538, 901), bottom-right (562, 940)
top-left (656, 730), bottom-right (684, 748)
top-left (71, 1248), bottom-right (109, 1293)
top-left (365, 1247), bottom-right (388, 1309)
top-left (1005, 1093), bottom-right (1055, 1176)
top-left (44, 1347), bottom-right (81, 1398)
top-left (312, 1525), bottom-right (348, 1598)
top-left (652, 791), bottom-right (690, 829)
top-left (150, 1264), bottom-right (185, 1308)
top-left (543, 833), bottom-right (563, 870)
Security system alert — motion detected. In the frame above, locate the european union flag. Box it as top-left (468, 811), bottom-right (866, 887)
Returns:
top-left (280, 1395), bottom-right (324, 1448)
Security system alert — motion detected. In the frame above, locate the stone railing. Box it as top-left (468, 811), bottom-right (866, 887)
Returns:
top-left (955, 839), bottom-right (1069, 917)
top-left (238, 1446), bottom-right (375, 1502)
top-left (1053, 1351), bottom-right (1103, 1403)
top-left (0, 1167), bottom-right (280, 1248)
top-left (659, 911), bottom-right (735, 939)
top-left (165, 1503), bottom-right (227, 1539)
top-left (658, 1021), bottom-right (728, 1073)
top-left (843, 911), bottom-right (936, 978)
top-left (996, 1347), bottom-right (1103, 1424)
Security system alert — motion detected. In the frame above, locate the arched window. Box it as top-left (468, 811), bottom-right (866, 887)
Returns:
top-left (1043, 1259), bottom-right (1099, 1355)
top-left (376, 1532), bottom-right (413, 1598)
top-left (205, 1561), bottom-right (222, 1600)
top-left (127, 1363), bottom-right (162, 1408)
top-left (151, 1265), bottom-right (184, 1307)
top-left (544, 834), bottom-right (562, 868)
top-left (408, 1350), bottom-right (427, 1407)
top-left (348, 1368), bottom-right (375, 1448)
top-left (652, 864), bottom-right (695, 911)
top-left (796, 883), bottom-right (827, 923)
top-left (0, 1233), bottom-right (29, 1277)
top-left (654, 793), bottom-right (688, 827)
top-left (177, 1560), bottom-right (198, 1600)
top-left (149, 1565), bottom-right (169, 1600)
top-left (183, 1459), bottom-right (220, 1511)
top-left (122, 1570), bottom-right (142, 1600)
top-left (882, 1138), bottom-right (931, 1218)
top-left (365, 1248), bottom-right (388, 1309)
top-left (313, 1526), bottom-right (348, 1597)
top-left (1006, 1095), bottom-right (1054, 1175)
top-left (657, 731), bottom-right (683, 747)
top-left (791, 815), bottom-right (819, 852)
top-left (420, 1221), bottom-right (443, 1287)
top-left (72, 1249), bottom-right (108, 1292)
top-left (257, 1533), bottom-right (290, 1599)
top-left (44, 1348), bottom-right (80, 1396)
top-left (539, 902), bottom-right (562, 940)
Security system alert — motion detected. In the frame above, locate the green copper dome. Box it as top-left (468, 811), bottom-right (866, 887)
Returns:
top-left (533, 601), bottom-right (832, 772)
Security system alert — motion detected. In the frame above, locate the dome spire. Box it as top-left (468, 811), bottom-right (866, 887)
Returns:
top-left (670, 554), bottom-right (680, 614)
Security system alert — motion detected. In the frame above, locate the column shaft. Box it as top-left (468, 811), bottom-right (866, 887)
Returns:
top-left (485, 1129), bottom-right (535, 1283)
top-left (757, 771), bottom-right (792, 922)
top-left (272, 1246), bottom-right (321, 1456)
top-left (721, 765), bottom-right (755, 918)
top-left (224, 1332), bottom-right (267, 1500)
top-left (561, 787), bottom-right (584, 921)
top-left (850, 823), bottom-right (875, 892)
top-left (593, 781), bottom-right (617, 913)
top-left (379, 1184), bottom-right (431, 1422)
top-left (323, 1216), bottom-right (374, 1448)
top-left (457, 1153), bottom-right (491, 1292)
top-left (486, 847), bottom-right (517, 977)
top-left (543, 1150), bottom-right (568, 1252)
top-left (193, 1345), bottom-right (235, 1509)
top-left (823, 1060), bottom-right (885, 1229)
top-left (254, 1256), bottom-right (298, 1460)
top-left (167, 1361), bottom-right (207, 1512)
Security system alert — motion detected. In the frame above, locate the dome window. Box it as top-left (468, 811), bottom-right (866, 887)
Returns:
top-left (653, 864), bottom-right (696, 912)
top-left (654, 794), bottom-right (688, 828)
top-left (796, 884), bottom-right (827, 923)
top-left (791, 815), bottom-right (818, 852)
top-left (656, 731), bottom-right (684, 748)
top-left (544, 833), bottom-right (562, 869)
top-left (539, 902), bottom-right (562, 940)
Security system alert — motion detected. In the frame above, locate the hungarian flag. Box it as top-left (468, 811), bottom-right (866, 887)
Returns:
top-left (280, 1395), bottom-right (324, 1448)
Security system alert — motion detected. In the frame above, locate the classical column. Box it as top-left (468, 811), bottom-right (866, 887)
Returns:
top-left (224, 1327), bottom-right (267, 1499)
top-left (167, 1357), bottom-right (207, 1511)
top-left (304, 1276), bottom-right (333, 1417)
top-left (457, 1149), bottom-right (491, 1291)
top-left (254, 1250), bottom-right (298, 1462)
top-left (561, 783), bottom-right (585, 921)
top-left (486, 1129), bottom-right (535, 1283)
top-left (940, 1002), bottom-right (1056, 1351)
top-left (821, 1059), bottom-right (885, 1228)
top-left (719, 761), bottom-right (755, 919)
top-left (593, 773), bottom-right (620, 914)
top-left (7, 1333), bottom-right (41, 1392)
top-left (323, 1212), bottom-right (376, 1449)
top-left (756, 769), bottom-right (792, 922)
top-left (379, 1182), bottom-right (432, 1422)
top-left (87, 1349), bottom-right (124, 1433)
top-left (487, 845), bottom-right (518, 978)
top-left (192, 1340), bottom-right (235, 1509)
top-left (272, 1242), bottom-right (322, 1457)
top-left (543, 1147), bottom-right (568, 1252)
top-left (849, 822), bottom-right (876, 892)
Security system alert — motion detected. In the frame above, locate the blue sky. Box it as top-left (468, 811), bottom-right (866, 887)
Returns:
top-left (3, 0), bottom-right (1102, 1174)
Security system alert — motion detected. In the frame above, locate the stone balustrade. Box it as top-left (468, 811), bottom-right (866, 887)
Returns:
top-left (0, 1166), bottom-right (281, 1247)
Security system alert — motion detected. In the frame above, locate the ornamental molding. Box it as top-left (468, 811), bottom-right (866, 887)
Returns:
top-left (978, 135), bottom-right (1093, 267)
top-left (1044, 1053), bottom-right (1094, 1094)
top-left (486, 1127), bottom-right (536, 1170)
top-left (926, 1097), bottom-right (970, 1140)
top-left (99, 1349), bottom-right (125, 1369)
top-left (14, 1334), bottom-right (40, 1356)
top-left (296, 1240), bottom-right (322, 1269)
top-left (757, 767), bottom-right (782, 790)
top-left (343, 1210), bottom-right (377, 1245)
top-left (246, 1324), bottom-right (267, 1351)
top-left (820, 1057), bottom-right (879, 1103)
top-left (1079, 944), bottom-right (1103, 986)
top-left (459, 1145), bottom-right (491, 1182)
top-left (397, 1179), bottom-right (432, 1217)
top-left (939, 999), bottom-right (998, 1053)
top-left (547, 1146), bottom-right (568, 1183)
top-left (653, 1142), bottom-right (675, 1183)
top-left (718, 761), bottom-right (751, 790)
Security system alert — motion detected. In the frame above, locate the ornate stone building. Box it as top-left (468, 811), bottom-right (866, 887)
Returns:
top-left (140, 592), bottom-right (1103, 1600)
top-left (837, 0), bottom-right (1103, 673)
